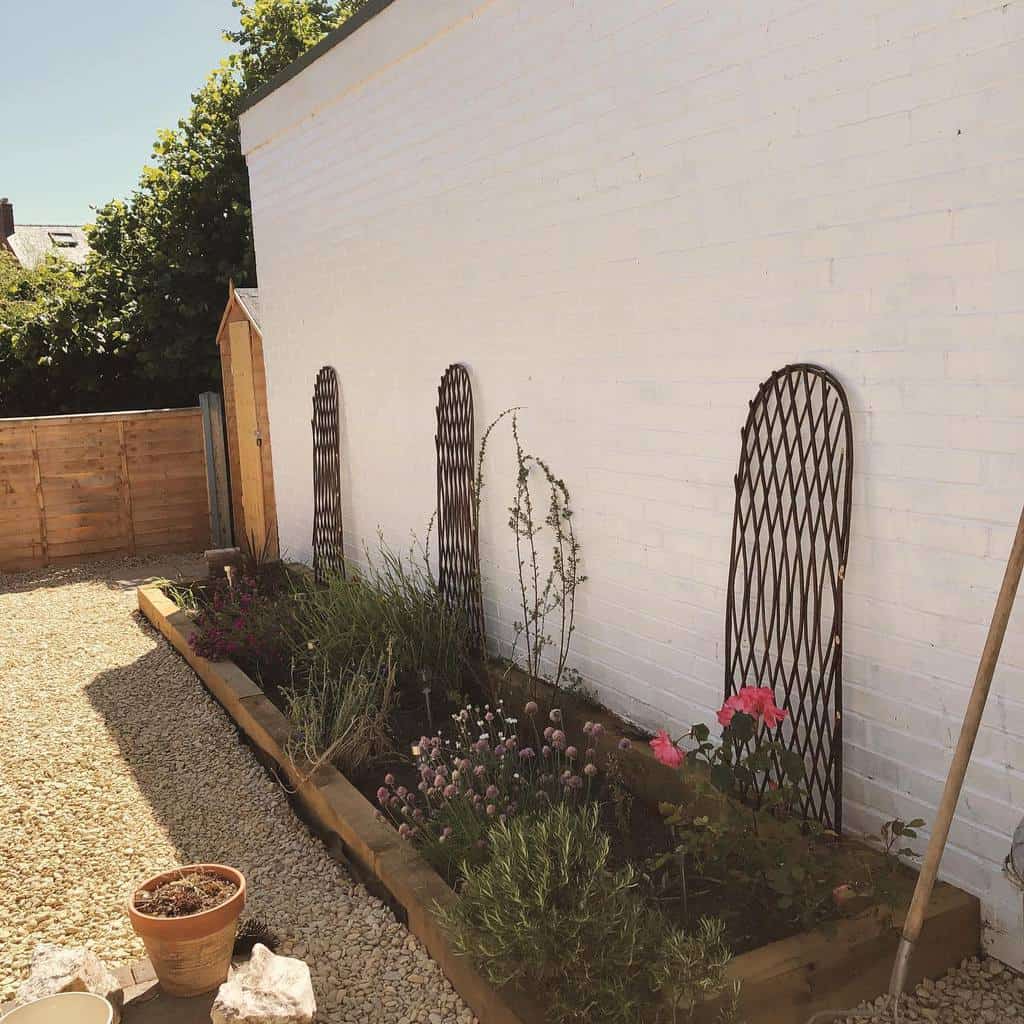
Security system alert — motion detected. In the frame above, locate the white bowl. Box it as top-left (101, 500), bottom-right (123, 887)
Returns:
top-left (2, 993), bottom-right (113, 1024)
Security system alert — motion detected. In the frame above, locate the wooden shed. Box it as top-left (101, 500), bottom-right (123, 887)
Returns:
top-left (216, 284), bottom-right (278, 556)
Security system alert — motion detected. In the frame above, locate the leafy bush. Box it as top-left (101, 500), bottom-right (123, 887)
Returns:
top-left (289, 538), bottom-right (477, 699)
top-left (285, 647), bottom-right (398, 776)
top-left (376, 701), bottom-right (611, 880)
top-left (438, 802), bottom-right (735, 1024)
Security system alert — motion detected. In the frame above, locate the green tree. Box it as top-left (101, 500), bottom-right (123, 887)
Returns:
top-left (1, 0), bottom-right (366, 416)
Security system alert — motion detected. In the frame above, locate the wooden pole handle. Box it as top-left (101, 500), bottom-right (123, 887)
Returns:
top-left (898, 503), bottom-right (1024, 954)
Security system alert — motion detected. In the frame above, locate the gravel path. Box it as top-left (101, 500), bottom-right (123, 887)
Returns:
top-left (835, 957), bottom-right (1024, 1023)
top-left (0, 556), bottom-right (472, 1023)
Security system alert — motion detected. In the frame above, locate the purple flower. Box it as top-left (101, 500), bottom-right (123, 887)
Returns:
top-left (591, 723), bottom-right (605, 739)
top-left (525, 701), bottom-right (539, 716)
top-left (618, 738), bottom-right (632, 751)
top-left (543, 726), bottom-right (554, 741)
top-left (494, 744), bottom-right (507, 757)
top-left (474, 764), bottom-right (487, 777)
top-left (518, 747), bottom-right (536, 760)
top-left (485, 785), bottom-right (499, 800)
top-left (376, 786), bottom-right (389, 805)
top-left (584, 763), bottom-right (598, 777)
top-left (486, 804), bottom-right (497, 816)
top-left (443, 784), bottom-right (457, 799)
top-left (585, 748), bottom-right (596, 762)
top-left (583, 721), bottom-right (594, 735)
top-left (384, 773), bottom-right (396, 787)
top-left (566, 746), bottom-right (578, 760)
top-left (551, 730), bottom-right (567, 750)
top-left (485, 711), bottom-right (494, 722)
top-left (396, 786), bottom-right (408, 799)
top-left (542, 745), bottom-right (552, 758)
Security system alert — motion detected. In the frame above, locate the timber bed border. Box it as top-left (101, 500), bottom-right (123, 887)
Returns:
top-left (138, 582), bottom-right (980, 1024)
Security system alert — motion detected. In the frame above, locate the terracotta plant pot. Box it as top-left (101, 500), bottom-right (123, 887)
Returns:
top-left (127, 863), bottom-right (246, 997)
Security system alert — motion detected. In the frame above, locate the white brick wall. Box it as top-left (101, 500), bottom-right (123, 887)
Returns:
top-left (242, 0), bottom-right (1024, 961)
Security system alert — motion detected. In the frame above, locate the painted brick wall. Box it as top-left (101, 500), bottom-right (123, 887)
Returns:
top-left (241, 0), bottom-right (1024, 961)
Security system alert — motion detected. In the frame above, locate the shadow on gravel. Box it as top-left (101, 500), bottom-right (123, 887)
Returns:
top-left (82, 637), bottom-right (251, 866)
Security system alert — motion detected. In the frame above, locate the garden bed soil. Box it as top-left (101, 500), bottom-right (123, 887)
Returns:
top-left (141, 580), bottom-right (981, 1024)
top-left (133, 870), bottom-right (238, 918)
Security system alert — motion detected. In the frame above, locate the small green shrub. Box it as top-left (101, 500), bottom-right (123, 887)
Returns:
top-left (289, 537), bottom-right (476, 700)
top-left (439, 802), bottom-right (735, 1023)
top-left (285, 646), bottom-right (398, 777)
top-left (652, 917), bottom-right (738, 1023)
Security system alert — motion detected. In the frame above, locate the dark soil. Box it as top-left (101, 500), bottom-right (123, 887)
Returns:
top-left (133, 870), bottom-right (238, 918)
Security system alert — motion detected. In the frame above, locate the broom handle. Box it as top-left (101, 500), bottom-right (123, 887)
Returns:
top-left (891, 502), bottom-right (1024, 995)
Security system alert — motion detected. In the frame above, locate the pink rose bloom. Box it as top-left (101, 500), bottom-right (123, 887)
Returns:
top-left (649, 730), bottom-right (684, 769)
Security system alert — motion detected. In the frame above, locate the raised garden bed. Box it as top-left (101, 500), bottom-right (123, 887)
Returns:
top-left (139, 581), bottom-right (980, 1024)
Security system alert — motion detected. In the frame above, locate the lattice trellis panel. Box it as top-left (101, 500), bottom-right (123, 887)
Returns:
top-left (724, 363), bottom-right (854, 833)
top-left (312, 366), bottom-right (345, 582)
top-left (436, 364), bottom-right (485, 648)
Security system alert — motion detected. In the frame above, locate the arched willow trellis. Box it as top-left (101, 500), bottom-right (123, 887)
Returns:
top-left (435, 364), bottom-right (485, 649)
top-left (311, 365), bottom-right (345, 582)
top-left (724, 363), bottom-right (854, 832)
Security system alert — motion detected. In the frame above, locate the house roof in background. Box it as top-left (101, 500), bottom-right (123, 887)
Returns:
top-left (238, 0), bottom-right (398, 114)
top-left (234, 288), bottom-right (261, 333)
top-left (7, 224), bottom-right (90, 269)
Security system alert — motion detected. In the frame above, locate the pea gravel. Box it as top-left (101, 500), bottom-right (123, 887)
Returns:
top-left (0, 556), bottom-right (473, 1023)
top-left (834, 957), bottom-right (1024, 1023)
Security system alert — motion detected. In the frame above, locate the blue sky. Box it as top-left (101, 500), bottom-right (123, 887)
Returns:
top-left (2, 0), bottom-right (239, 226)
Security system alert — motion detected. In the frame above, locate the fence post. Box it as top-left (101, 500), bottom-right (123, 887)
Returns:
top-left (200, 392), bottom-right (233, 548)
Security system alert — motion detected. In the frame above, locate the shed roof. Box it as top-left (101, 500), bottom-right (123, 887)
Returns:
top-left (234, 288), bottom-right (261, 332)
top-left (238, 0), bottom-right (398, 114)
top-left (216, 284), bottom-right (262, 345)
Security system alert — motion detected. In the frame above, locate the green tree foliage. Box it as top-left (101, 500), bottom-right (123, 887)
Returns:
top-left (1, 0), bottom-right (367, 416)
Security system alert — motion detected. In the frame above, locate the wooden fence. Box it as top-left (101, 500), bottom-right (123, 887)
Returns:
top-left (0, 408), bottom-right (212, 572)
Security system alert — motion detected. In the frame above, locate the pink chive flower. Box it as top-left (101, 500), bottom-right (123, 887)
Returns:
top-left (525, 701), bottom-right (539, 716)
top-left (650, 730), bottom-right (685, 769)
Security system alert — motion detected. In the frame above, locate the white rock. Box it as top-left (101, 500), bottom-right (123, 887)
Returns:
top-left (211, 944), bottom-right (316, 1024)
top-left (14, 943), bottom-right (122, 1023)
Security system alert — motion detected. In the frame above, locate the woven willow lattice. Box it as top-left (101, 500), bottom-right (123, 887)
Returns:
top-left (312, 366), bottom-right (345, 582)
top-left (724, 363), bottom-right (853, 833)
top-left (435, 364), bottom-right (485, 648)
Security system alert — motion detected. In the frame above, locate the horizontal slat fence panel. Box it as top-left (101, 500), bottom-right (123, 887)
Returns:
top-left (0, 408), bottom-right (211, 571)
